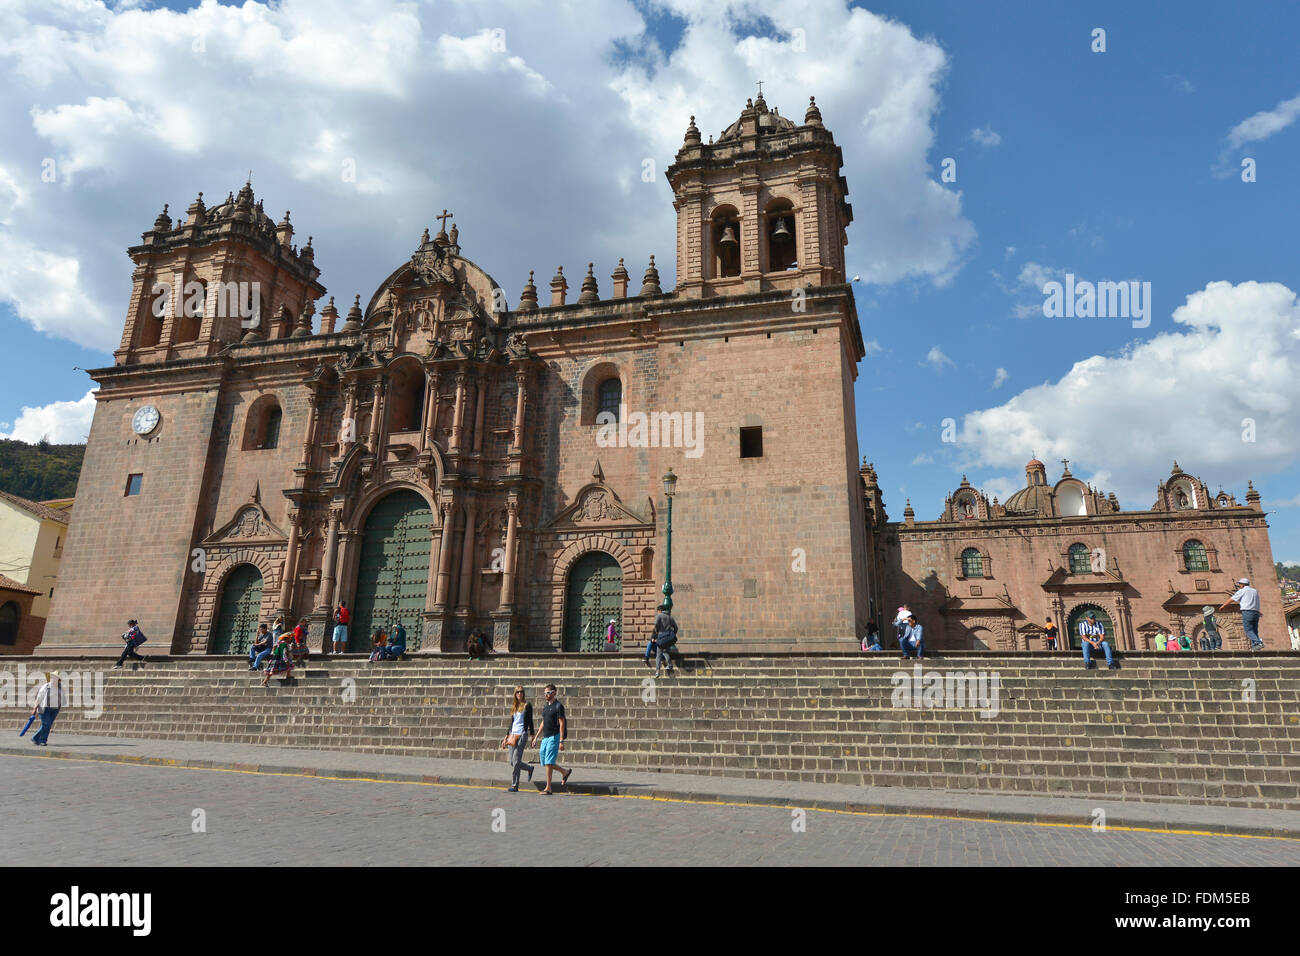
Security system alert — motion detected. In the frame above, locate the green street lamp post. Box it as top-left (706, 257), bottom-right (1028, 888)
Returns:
top-left (662, 468), bottom-right (677, 612)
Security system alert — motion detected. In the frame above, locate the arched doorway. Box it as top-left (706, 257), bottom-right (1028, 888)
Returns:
top-left (1066, 603), bottom-right (1116, 650)
top-left (0, 601), bottom-right (19, 647)
top-left (352, 490), bottom-right (433, 652)
top-left (211, 564), bottom-right (264, 654)
top-left (563, 551), bottom-right (623, 652)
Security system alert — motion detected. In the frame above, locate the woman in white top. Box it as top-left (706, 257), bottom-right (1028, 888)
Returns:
top-left (501, 686), bottom-right (535, 792)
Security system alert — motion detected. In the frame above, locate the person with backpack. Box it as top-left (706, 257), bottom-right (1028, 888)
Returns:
top-left (501, 685), bottom-right (535, 792)
top-left (652, 603), bottom-right (677, 677)
top-left (114, 619), bottom-right (147, 668)
top-left (332, 601), bottom-right (350, 654)
top-left (529, 683), bottom-right (572, 795)
top-left (1042, 618), bottom-right (1059, 651)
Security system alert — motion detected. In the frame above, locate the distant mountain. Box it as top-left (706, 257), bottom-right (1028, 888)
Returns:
top-left (0, 439), bottom-right (85, 502)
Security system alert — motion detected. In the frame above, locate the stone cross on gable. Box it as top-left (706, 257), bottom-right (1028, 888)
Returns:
top-left (756, 80), bottom-right (764, 97)
top-left (436, 209), bottom-right (453, 231)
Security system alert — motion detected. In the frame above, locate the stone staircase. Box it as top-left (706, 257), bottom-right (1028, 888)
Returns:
top-left (9, 652), bottom-right (1300, 809)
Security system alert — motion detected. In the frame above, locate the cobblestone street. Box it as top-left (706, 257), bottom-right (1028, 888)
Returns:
top-left (3, 754), bottom-right (1297, 866)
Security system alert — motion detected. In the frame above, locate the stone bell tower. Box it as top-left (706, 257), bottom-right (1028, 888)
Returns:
top-left (665, 93), bottom-right (853, 299)
top-left (115, 182), bottom-right (325, 366)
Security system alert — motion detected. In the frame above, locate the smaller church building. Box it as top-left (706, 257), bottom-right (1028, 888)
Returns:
top-left (864, 458), bottom-right (1287, 650)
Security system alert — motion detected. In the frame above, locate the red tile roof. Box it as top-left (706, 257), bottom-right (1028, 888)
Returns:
top-left (0, 573), bottom-right (42, 595)
top-left (0, 489), bottom-right (70, 524)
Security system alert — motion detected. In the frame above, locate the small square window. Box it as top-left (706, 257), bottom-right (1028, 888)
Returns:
top-left (125, 474), bottom-right (143, 496)
top-left (740, 426), bottom-right (763, 459)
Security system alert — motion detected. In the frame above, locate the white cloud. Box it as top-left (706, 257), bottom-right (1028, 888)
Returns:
top-left (1004, 245), bottom-right (1015, 258)
top-left (991, 367), bottom-right (1007, 389)
top-left (864, 337), bottom-right (883, 356)
top-left (969, 124), bottom-right (1001, 147)
top-left (0, 388), bottom-right (96, 443)
top-left (1225, 91), bottom-right (1300, 151)
top-left (956, 280), bottom-right (1300, 506)
top-left (0, 0), bottom-right (978, 353)
top-left (978, 475), bottom-right (1021, 504)
top-left (911, 453), bottom-right (934, 466)
top-left (922, 345), bottom-right (954, 372)
top-left (1164, 74), bottom-right (1195, 95)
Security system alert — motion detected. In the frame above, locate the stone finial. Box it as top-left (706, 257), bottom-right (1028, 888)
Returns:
top-left (639, 254), bottom-right (662, 296)
top-left (341, 294), bottom-right (364, 332)
top-left (611, 258), bottom-right (629, 299)
top-left (683, 115), bottom-right (701, 147)
top-left (578, 262), bottom-right (600, 304)
top-left (550, 266), bottom-right (568, 307)
top-left (518, 270), bottom-right (539, 312)
top-left (903, 499), bottom-right (915, 525)
top-left (1246, 480), bottom-right (1262, 511)
top-left (277, 210), bottom-right (293, 248)
top-left (153, 203), bottom-right (172, 232)
top-left (420, 227), bottom-right (431, 246)
top-left (320, 295), bottom-right (338, 335)
top-left (593, 459), bottom-right (605, 482)
top-left (184, 192), bottom-right (206, 227)
top-left (804, 95), bottom-right (823, 127)
top-left (301, 235), bottom-right (314, 262)
top-left (290, 300), bottom-right (314, 338)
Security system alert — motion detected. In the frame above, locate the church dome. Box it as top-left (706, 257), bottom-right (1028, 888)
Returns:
top-left (1003, 458), bottom-right (1053, 516)
top-left (716, 93), bottom-right (798, 143)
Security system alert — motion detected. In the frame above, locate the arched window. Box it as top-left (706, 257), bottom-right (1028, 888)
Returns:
top-left (711, 206), bottom-right (741, 278)
top-left (961, 547), bottom-right (984, 578)
top-left (174, 279), bottom-right (205, 343)
top-left (1068, 543), bottom-right (1092, 574)
top-left (386, 363), bottom-right (426, 433)
top-left (597, 377), bottom-right (622, 422)
top-left (765, 199), bottom-right (797, 272)
top-left (1183, 539), bottom-right (1209, 572)
top-left (0, 601), bottom-right (18, 646)
top-left (242, 396), bottom-right (284, 451)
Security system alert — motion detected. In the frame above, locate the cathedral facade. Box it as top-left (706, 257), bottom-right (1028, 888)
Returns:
top-left (863, 458), bottom-right (1287, 650)
top-left (41, 95), bottom-right (873, 656)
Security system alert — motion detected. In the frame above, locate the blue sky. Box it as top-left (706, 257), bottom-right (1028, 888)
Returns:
top-left (1, 0), bottom-right (1297, 560)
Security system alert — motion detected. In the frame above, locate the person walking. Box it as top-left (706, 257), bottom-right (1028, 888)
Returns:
top-left (501, 686), bottom-right (535, 792)
top-left (900, 615), bottom-right (924, 659)
top-left (652, 603), bottom-right (678, 677)
top-left (604, 618), bottom-right (619, 652)
top-left (1218, 578), bottom-right (1264, 650)
top-left (261, 633), bottom-right (293, 686)
top-left (1079, 611), bottom-right (1117, 670)
top-left (529, 684), bottom-right (572, 795)
top-left (114, 620), bottom-right (147, 668)
top-left (332, 601), bottom-right (350, 654)
top-left (1042, 618), bottom-right (1059, 651)
top-left (30, 673), bottom-right (66, 747)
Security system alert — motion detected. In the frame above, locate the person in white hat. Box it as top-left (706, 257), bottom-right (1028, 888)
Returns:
top-left (604, 617), bottom-right (619, 652)
top-left (1218, 578), bottom-right (1264, 650)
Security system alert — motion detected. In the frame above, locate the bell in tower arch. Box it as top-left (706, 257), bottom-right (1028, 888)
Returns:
top-left (719, 225), bottom-right (738, 248)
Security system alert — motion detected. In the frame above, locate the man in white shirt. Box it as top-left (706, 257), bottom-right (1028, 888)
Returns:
top-left (30, 673), bottom-right (68, 746)
top-left (1218, 578), bottom-right (1264, 650)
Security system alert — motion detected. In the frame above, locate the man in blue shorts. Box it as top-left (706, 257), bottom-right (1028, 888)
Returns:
top-left (529, 684), bottom-right (572, 795)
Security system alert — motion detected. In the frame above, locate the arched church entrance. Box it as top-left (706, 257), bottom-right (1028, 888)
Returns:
top-left (563, 551), bottom-right (623, 652)
top-left (210, 564), bottom-right (264, 654)
top-left (352, 490), bottom-right (433, 652)
top-left (1066, 603), bottom-right (1116, 650)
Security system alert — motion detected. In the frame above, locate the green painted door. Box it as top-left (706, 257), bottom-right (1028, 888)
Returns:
top-left (353, 490), bottom-right (433, 652)
top-left (1067, 604), bottom-right (1116, 650)
top-left (563, 552), bottom-right (623, 652)
top-left (211, 564), bottom-right (264, 654)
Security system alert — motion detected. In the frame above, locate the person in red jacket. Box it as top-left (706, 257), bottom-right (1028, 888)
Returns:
top-left (332, 601), bottom-right (350, 654)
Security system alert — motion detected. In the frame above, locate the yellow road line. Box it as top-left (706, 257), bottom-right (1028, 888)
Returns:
top-left (5, 750), bottom-right (1296, 843)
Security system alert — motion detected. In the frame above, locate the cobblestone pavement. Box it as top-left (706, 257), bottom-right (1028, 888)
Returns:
top-left (2, 754), bottom-right (1297, 865)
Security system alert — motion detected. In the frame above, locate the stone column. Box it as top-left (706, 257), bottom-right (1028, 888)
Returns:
top-left (300, 388), bottom-right (320, 470)
top-left (450, 371), bottom-right (466, 453)
top-left (1116, 596), bottom-right (1134, 650)
top-left (319, 507), bottom-right (342, 610)
top-left (434, 503), bottom-right (455, 608)
top-left (278, 509), bottom-right (301, 619)
top-left (498, 499), bottom-right (519, 610)
top-left (366, 379), bottom-right (382, 453)
top-left (511, 369), bottom-right (527, 454)
top-left (419, 373), bottom-right (434, 452)
top-left (472, 375), bottom-right (487, 456)
top-left (456, 503), bottom-right (477, 610)
top-left (424, 371), bottom-right (441, 450)
top-left (426, 519), bottom-right (443, 613)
